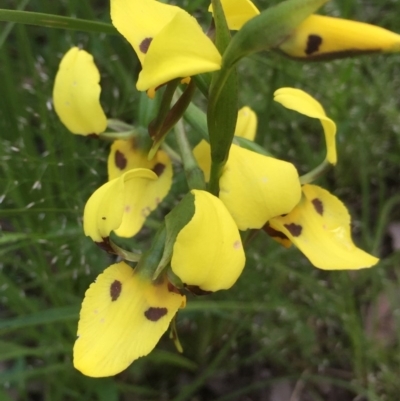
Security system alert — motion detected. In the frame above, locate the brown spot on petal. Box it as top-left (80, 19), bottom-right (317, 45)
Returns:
top-left (186, 285), bottom-right (213, 296)
top-left (312, 198), bottom-right (324, 215)
top-left (284, 223), bottom-right (303, 237)
top-left (110, 280), bottom-right (122, 301)
top-left (87, 133), bottom-right (99, 139)
top-left (95, 237), bottom-right (115, 254)
top-left (168, 282), bottom-right (181, 294)
top-left (144, 307), bottom-right (168, 321)
top-left (305, 34), bottom-right (322, 55)
top-left (152, 163), bottom-right (166, 177)
top-left (263, 224), bottom-right (289, 240)
top-left (139, 37), bottom-right (153, 54)
top-left (115, 150), bottom-right (127, 170)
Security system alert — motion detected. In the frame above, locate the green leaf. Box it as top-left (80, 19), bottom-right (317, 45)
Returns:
top-left (0, 232), bottom-right (28, 245)
top-left (207, 0), bottom-right (238, 195)
top-left (0, 306), bottom-right (79, 334)
top-left (0, 9), bottom-right (117, 34)
top-left (147, 349), bottom-right (198, 371)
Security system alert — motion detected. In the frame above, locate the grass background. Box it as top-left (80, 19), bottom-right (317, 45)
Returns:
top-left (1, 0), bottom-right (400, 400)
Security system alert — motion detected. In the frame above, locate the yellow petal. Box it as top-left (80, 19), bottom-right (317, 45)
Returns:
top-left (171, 190), bottom-right (245, 292)
top-left (279, 14), bottom-right (400, 60)
top-left (194, 141), bottom-right (302, 230)
top-left (53, 47), bottom-right (107, 135)
top-left (115, 168), bottom-right (171, 238)
top-left (74, 261), bottom-right (185, 377)
top-left (193, 140), bottom-right (212, 182)
top-left (274, 87), bottom-right (337, 165)
top-left (235, 106), bottom-right (258, 141)
top-left (107, 140), bottom-right (173, 214)
top-left (221, 145), bottom-right (301, 230)
top-left (110, 0), bottom-right (181, 65)
top-left (136, 11), bottom-right (221, 91)
top-left (83, 169), bottom-right (159, 242)
top-left (269, 185), bottom-right (379, 270)
top-left (209, 0), bottom-right (260, 30)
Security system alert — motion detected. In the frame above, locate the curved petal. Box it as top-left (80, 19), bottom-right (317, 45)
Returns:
top-left (53, 47), bottom-right (107, 135)
top-left (209, 0), bottom-right (260, 30)
top-left (110, 0), bottom-right (181, 65)
top-left (107, 140), bottom-right (173, 216)
top-left (171, 190), bottom-right (245, 292)
top-left (278, 14), bottom-right (400, 60)
top-left (221, 145), bottom-right (301, 230)
top-left (74, 261), bottom-right (185, 377)
top-left (137, 12), bottom-right (221, 91)
top-left (194, 141), bottom-right (301, 230)
top-left (274, 87), bottom-right (337, 165)
top-left (115, 167), bottom-right (170, 238)
top-left (235, 106), bottom-right (258, 141)
top-left (269, 185), bottom-right (379, 270)
top-left (83, 169), bottom-right (158, 242)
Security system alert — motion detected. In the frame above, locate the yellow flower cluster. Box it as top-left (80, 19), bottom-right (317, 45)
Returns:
top-left (50, 0), bottom-right (397, 378)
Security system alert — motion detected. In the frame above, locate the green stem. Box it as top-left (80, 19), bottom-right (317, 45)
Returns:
top-left (99, 129), bottom-right (146, 141)
top-left (161, 143), bottom-right (182, 164)
top-left (135, 223), bottom-right (167, 280)
top-left (110, 241), bottom-right (141, 262)
top-left (174, 117), bottom-right (206, 191)
top-left (183, 101), bottom-right (208, 140)
top-left (299, 160), bottom-right (332, 185)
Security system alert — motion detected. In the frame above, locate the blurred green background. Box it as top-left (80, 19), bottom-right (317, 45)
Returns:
top-left (1, 0), bottom-right (400, 400)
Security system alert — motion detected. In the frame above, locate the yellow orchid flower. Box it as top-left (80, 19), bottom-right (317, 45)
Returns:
top-left (268, 185), bottom-right (379, 270)
top-left (53, 47), bottom-right (107, 136)
top-left (74, 261), bottom-right (185, 377)
top-left (195, 89), bottom-right (378, 270)
top-left (194, 141), bottom-right (301, 230)
top-left (269, 89), bottom-right (378, 269)
top-left (278, 14), bottom-right (400, 60)
top-left (171, 190), bottom-right (246, 292)
top-left (110, 0), bottom-right (222, 91)
top-left (83, 168), bottom-right (170, 244)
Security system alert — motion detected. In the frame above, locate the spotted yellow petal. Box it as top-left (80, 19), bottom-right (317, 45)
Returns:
top-left (278, 14), bottom-right (400, 60)
top-left (269, 185), bottom-right (379, 270)
top-left (83, 169), bottom-right (159, 242)
top-left (110, 0), bottom-right (181, 65)
top-left (137, 11), bottom-right (221, 91)
top-left (209, 0), bottom-right (260, 30)
top-left (74, 261), bottom-right (185, 377)
top-left (107, 139), bottom-right (173, 219)
top-left (235, 106), bottom-right (258, 141)
top-left (53, 47), bottom-right (107, 135)
top-left (171, 190), bottom-right (245, 292)
top-left (274, 87), bottom-right (337, 165)
top-left (108, 139), bottom-right (171, 180)
top-left (194, 141), bottom-right (301, 230)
